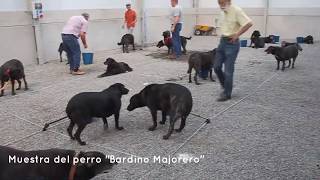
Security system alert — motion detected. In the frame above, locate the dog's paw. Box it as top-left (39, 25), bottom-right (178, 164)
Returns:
top-left (16, 88), bottom-right (21, 90)
top-left (162, 135), bottom-right (170, 140)
top-left (117, 127), bottom-right (124, 130)
top-left (195, 83), bottom-right (201, 85)
top-left (159, 121), bottom-right (165, 125)
top-left (79, 141), bottom-right (86, 146)
top-left (148, 126), bottom-right (157, 131)
top-left (11, 93), bottom-right (17, 96)
top-left (175, 129), bottom-right (182, 132)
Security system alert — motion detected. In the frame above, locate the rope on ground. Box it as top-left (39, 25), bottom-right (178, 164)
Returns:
top-left (4, 111), bottom-right (143, 159)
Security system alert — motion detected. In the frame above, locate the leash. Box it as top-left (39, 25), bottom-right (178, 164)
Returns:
top-left (68, 151), bottom-right (80, 180)
top-left (42, 116), bottom-right (68, 131)
top-left (190, 112), bottom-right (211, 124)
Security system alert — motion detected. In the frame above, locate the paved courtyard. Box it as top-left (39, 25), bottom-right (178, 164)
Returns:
top-left (0, 36), bottom-right (319, 179)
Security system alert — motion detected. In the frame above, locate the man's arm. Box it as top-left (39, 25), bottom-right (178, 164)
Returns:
top-left (80, 32), bottom-right (88, 48)
top-left (171, 16), bottom-right (180, 32)
top-left (230, 22), bottom-right (253, 42)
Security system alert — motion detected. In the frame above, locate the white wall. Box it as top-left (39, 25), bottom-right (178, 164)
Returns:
top-left (1, 0), bottom-right (320, 65)
top-left (269, 0), bottom-right (320, 8)
top-left (145, 0), bottom-right (193, 8)
top-left (199, 0), bottom-right (265, 8)
top-left (42, 0), bottom-right (137, 10)
top-left (199, 0), bottom-right (320, 8)
top-left (0, 0), bottom-right (28, 11)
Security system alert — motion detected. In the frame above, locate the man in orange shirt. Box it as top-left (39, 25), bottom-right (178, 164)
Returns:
top-left (122, 3), bottom-right (137, 34)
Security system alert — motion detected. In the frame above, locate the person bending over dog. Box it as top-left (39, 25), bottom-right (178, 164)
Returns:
top-left (61, 13), bottom-right (89, 75)
top-left (214, 0), bottom-right (253, 101)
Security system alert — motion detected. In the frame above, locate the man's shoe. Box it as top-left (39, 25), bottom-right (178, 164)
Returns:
top-left (72, 70), bottom-right (86, 75)
top-left (168, 55), bottom-right (177, 59)
top-left (217, 94), bottom-right (231, 102)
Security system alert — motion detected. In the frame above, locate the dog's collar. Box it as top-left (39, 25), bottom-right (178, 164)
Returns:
top-left (68, 151), bottom-right (80, 180)
top-left (4, 69), bottom-right (10, 76)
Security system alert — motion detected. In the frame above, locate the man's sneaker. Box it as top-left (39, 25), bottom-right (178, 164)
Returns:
top-left (72, 70), bottom-right (85, 75)
top-left (217, 93), bottom-right (231, 102)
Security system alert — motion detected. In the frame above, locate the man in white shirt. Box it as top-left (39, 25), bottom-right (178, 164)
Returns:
top-left (170, 0), bottom-right (183, 59)
top-left (62, 13), bottom-right (89, 75)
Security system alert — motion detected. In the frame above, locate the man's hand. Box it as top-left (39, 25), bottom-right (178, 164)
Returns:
top-left (229, 33), bottom-right (239, 43)
top-left (84, 44), bottom-right (88, 49)
top-left (171, 25), bottom-right (175, 32)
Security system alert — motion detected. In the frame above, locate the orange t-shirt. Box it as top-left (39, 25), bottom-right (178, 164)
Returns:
top-left (125, 9), bottom-right (137, 28)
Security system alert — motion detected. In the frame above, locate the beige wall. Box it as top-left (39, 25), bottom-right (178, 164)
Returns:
top-left (0, 8), bottom-right (319, 65)
top-left (196, 8), bottom-right (320, 40)
top-left (0, 12), bottom-right (37, 65)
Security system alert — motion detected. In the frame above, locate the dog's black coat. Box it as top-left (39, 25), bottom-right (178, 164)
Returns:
top-left (66, 83), bottom-right (129, 145)
top-left (118, 34), bottom-right (135, 53)
top-left (58, 42), bottom-right (69, 63)
top-left (0, 59), bottom-right (28, 96)
top-left (127, 83), bottom-right (193, 139)
top-left (187, 49), bottom-right (216, 85)
top-left (250, 30), bottom-right (261, 47)
top-left (157, 30), bottom-right (192, 54)
top-left (281, 41), bottom-right (296, 47)
top-left (304, 35), bottom-right (314, 44)
top-left (98, 58), bottom-right (133, 78)
top-left (250, 30), bottom-right (274, 47)
top-left (265, 44), bottom-right (302, 71)
top-left (264, 35), bottom-right (274, 43)
top-left (0, 145), bottom-right (115, 180)
top-left (252, 37), bottom-right (266, 48)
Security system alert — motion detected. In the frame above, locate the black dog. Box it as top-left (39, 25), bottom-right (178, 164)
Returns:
top-left (250, 30), bottom-right (274, 47)
top-left (264, 35), bottom-right (274, 43)
top-left (304, 35), bottom-right (314, 44)
top-left (66, 83), bottom-right (129, 145)
top-left (187, 49), bottom-right (216, 85)
top-left (98, 58), bottom-right (133, 78)
top-left (281, 41), bottom-right (296, 47)
top-left (157, 30), bottom-right (192, 54)
top-left (58, 42), bottom-right (69, 63)
top-left (118, 34), bottom-right (135, 53)
top-left (265, 44), bottom-right (303, 71)
top-left (127, 83), bottom-right (193, 139)
top-left (0, 59), bottom-right (28, 96)
top-left (250, 30), bottom-right (261, 47)
top-left (0, 145), bottom-right (115, 180)
top-left (252, 37), bottom-right (266, 48)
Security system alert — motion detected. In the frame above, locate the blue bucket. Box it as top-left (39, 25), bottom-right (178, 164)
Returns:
top-left (82, 52), bottom-right (93, 65)
top-left (296, 37), bottom-right (304, 44)
top-left (273, 35), bottom-right (280, 43)
top-left (199, 70), bottom-right (209, 79)
top-left (240, 40), bottom-right (247, 47)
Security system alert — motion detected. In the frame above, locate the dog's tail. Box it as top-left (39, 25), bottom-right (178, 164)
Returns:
top-left (117, 42), bottom-right (122, 45)
top-left (185, 36), bottom-right (192, 40)
top-left (97, 73), bottom-right (107, 78)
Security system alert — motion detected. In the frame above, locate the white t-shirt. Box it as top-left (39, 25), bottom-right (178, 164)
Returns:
top-left (171, 5), bottom-right (183, 24)
top-left (62, 16), bottom-right (88, 37)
